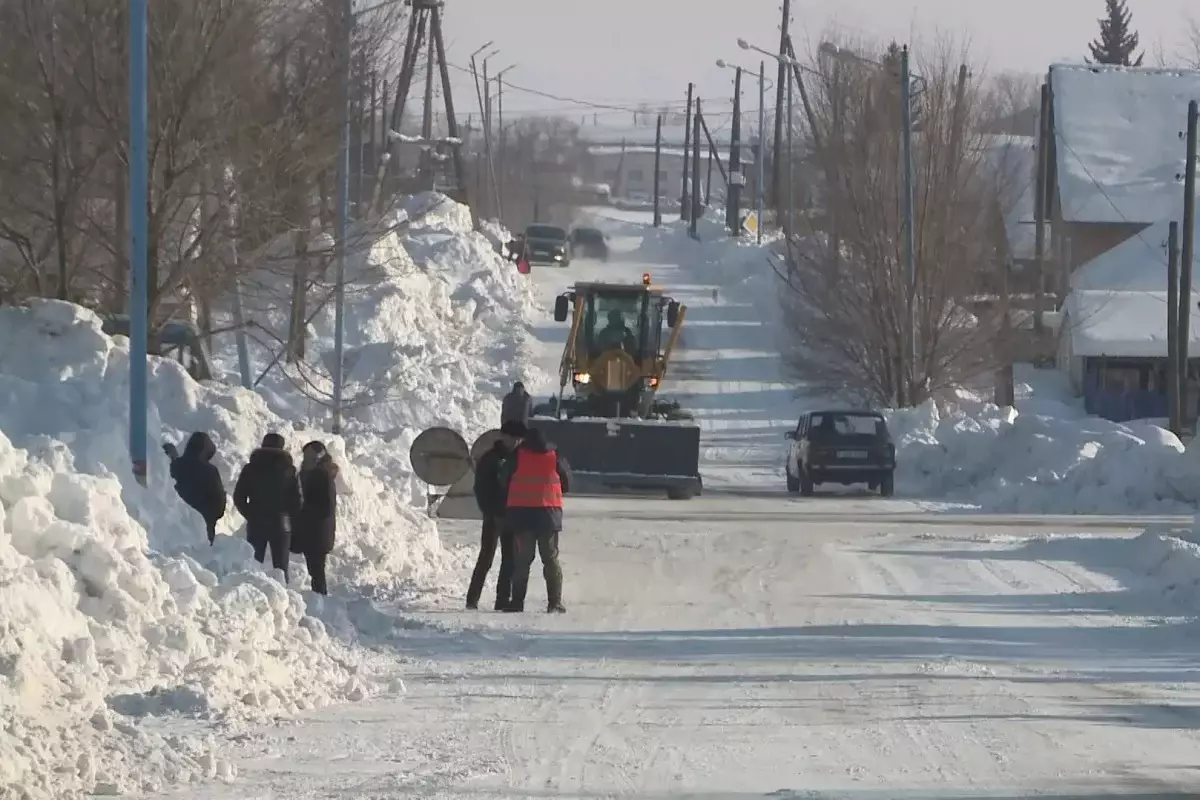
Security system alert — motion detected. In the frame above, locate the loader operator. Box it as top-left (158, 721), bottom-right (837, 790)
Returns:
top-left (594, 309), bottom-right (637, 355)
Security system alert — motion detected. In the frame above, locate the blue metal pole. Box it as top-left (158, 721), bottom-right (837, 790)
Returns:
top-left (757, 60), bottom-right (764, 246)
top-left (332, 0), bottom-right (353, 435)
top-left (899, 45), bottom-right (918, 404)
top-left (129, 0), bottom-right (149, 486)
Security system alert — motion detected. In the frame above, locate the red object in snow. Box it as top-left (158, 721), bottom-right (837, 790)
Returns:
top-left (517, 258), bottom-right (531, 274)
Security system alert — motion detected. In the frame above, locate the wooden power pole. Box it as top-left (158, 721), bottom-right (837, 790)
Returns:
top-left (1169, 220), bottom-right (1181, 435)
top-left (372, 0), bottom-right (470, 221)
top-left (1179, 100), bottom-right (1198, 430)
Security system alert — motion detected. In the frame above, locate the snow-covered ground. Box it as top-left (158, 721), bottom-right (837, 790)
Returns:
top-left (10, 199), bottom-right (1200, 797)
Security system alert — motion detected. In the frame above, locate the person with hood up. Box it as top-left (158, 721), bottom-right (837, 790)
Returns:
top-left (499, 426), bottom-right (572, 613)
top-left (163, 432), bottom-right (227, 544)
top-left (501, 381), bottom-right (534, 427)
top-left (294, 441), bottom-right (339, 595)
top-left (466, 420), bottom-right (526, 610)
top-left (233, 432), bottom-right (302, 580)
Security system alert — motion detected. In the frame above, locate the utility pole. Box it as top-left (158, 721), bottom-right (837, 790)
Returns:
top-left (681, 83), bottom-right (694, 220)
top-left (331, 0), bottom-right (352, 435)
top-left (899, 45), bottom-right (918, 404)
top-left (481, 59), bottom-right (492, 218)
top-left (772, 0), bottom-right (791, 212)
top-left (1169, 220), bottom-right (1182, 435)
top-left (786, 64), bottom-right (794, 236)
top-left (129, 0), bottom-right (149, 485)
top-left (1033, 82), bottom-right (1050, 335)
top-left (1179, 99), bottom-right (1198, 429)
top-left (691, 97), bottom-right (702, 238)
top-left (757, 60), bottom-right (765, 245)
top-left (497, 77), bottom-right (506, 220)
top-left (653, 114), bottom-right (663, 227)
top-left (727, 66), bottom-right (743, 234)
top-left (995, 256), bottom-right (1014, 407)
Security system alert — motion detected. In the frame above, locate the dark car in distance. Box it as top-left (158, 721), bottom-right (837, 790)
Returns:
top-left (784, 409), bottom-right (896, 496)
top-left (569, 227), bottom-right (609, 261)
top-left (522, 223), bottom-right (571, 266)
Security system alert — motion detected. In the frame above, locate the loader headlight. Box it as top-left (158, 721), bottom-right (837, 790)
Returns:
top-left (574, 372), bottom-right (591, 384)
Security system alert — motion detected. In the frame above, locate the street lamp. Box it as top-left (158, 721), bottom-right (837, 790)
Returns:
top-left (332, 0), bottom-right (402, 435)
top-left (717, 58), bottom-right (769, 243)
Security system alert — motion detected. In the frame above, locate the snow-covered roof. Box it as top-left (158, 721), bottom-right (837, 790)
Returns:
top-left (1050, 64), bottom-right (1200, 225)
top-left (1071, 217), bottom-right (1200, 291)
top-left (982, 134), bottom-right (1036, 261)
top-left (575, 117), bottom-right (748, 147)
top-left (588, 145), bottom-right (687, 159)
top-left (1065, 289), bottom-right (1200, 357)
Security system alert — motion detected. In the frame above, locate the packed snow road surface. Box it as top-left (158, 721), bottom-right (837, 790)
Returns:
top-left (172, 498), bottom-right (1200, 798)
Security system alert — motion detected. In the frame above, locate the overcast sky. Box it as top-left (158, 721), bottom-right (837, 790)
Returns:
top-left (435, 0), bottom-right (1193, 122)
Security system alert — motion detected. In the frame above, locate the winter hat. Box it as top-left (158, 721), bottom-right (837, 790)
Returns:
top-left (261, 432), bottom-right (286, 450)
top-left (523, 427), bottom-right (546, 449)
top-left (302, 440), bottom-right (328, 458)
top-left (500, 420), bottom-right (527, 437)
top-left (513, 381), bottom-right (525, 392)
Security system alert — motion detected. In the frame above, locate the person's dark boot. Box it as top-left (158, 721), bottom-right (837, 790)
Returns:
top-left (547, 603), bottom-right (566, 613)
top-left (494, 598), bottom-right (510, 611)
top-left (466, 600), bottom-right (479, 610)
top-left (502, 604), bottom-right (523, 613)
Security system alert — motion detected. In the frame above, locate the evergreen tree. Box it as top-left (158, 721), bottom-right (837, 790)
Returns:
top-left (1087, 0), bottom-right (1144, 67)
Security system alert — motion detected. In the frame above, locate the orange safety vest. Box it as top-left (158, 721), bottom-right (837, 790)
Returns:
top-left (506, 448), bottom-right (563, 509)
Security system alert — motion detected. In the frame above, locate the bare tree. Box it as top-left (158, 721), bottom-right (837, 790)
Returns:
top-left (778, 36), bottom-right (1010, 407)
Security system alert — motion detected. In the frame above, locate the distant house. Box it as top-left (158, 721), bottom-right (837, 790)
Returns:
top-left (1048, 64), bottom-right (1200, 272)
top-left (586, 145), bottom-right (687, 204)
top-left (1058, 217), bottom-right (1200, 421)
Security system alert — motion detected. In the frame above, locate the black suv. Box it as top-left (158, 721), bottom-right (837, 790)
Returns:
top-left (784, 410), bottom-right (896, 496)
top-left (569, 227), bottom-right (609, 261)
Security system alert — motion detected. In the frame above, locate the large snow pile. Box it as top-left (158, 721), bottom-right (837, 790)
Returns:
top-left (226, 192), bottom-right (545, 442)
top-left (884, 368), bottom-right (1200, 513)
top-left (0, 300), bottom-right (459, 797)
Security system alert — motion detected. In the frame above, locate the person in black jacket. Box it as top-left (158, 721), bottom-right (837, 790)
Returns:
top-left (295, 440), bottom-right (338, 596)
top-left (501, 382), bottom-right (534, 427)
top-left (466, 420), bottom-right (526, 610)
top-left (164, 432), bottom-right (227, 544)
top-left (233, 433), bottom-right (302, 581)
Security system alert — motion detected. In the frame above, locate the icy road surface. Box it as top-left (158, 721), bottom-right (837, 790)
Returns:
top-left (163, 211), bottom-right (1200, 797)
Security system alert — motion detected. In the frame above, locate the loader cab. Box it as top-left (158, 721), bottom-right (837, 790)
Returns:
top-left (553, 277), bottom-right (681, 367)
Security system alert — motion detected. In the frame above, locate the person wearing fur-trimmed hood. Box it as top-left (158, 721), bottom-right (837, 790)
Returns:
top-left (233, 433), bottom-right (302, 581)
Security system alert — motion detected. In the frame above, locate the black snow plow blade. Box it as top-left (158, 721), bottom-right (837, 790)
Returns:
top-left (528, 416), bottom-right (702, 499)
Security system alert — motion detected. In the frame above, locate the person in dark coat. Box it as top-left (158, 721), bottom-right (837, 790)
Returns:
top-left (233, 432), bottom-right (302, 581)
top-left (499, 426), bottom-right (572, 613)
top-left (295, 441), bottom-right (339, 596)
top-left (501, 381), bottom-right (534, 427)
top-left (466, 420), bottom-right (526, 610)
top-left (164, 432), bottom-right (227, 544)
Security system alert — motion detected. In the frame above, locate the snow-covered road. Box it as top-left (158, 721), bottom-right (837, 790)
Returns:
top-left (173, 499), bottom-right (1200, 798)
top-left (158, 210), bottom-right (1200, 798)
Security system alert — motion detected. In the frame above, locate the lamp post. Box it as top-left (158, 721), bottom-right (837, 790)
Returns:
top-left (332, 0), bottom-right (401, 435)
top-left (490, 64), bottom-right (516, 220)
top-left (717, 58), bottom-right (771, 244)
top-left (129, 0), bottom-right (149, 485)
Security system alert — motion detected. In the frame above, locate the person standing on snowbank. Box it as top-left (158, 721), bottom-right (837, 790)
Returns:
top-left (294, 441), bottom-right (339, 596)
top-left (500, 426), bottom-right (572, 613)
top-left (233, 432), bottom-right (302, 581)
top-left (501, 381), bottom-right (533, 427)
top-left (466, 420), bottom-right (526, 610)
top-left (163, 432), bottom-right (227, 544)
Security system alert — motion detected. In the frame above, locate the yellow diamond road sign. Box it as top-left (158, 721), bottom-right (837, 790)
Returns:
top-left (742, 211), bottom-right (758, 234)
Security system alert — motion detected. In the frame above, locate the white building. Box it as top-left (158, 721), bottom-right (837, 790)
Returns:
top-left (586, 145), bottom-right (687, 202)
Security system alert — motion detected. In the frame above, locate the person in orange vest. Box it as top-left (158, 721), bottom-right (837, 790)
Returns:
top-left (499, 426), bottom-right (572, 613)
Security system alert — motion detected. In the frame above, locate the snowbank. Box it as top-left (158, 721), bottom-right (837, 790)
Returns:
top-left (0, 300), bottom-right (459, 796)
top-left (225, 192), bottom-right (544, 444)
top-left (1013, 523), bottom-right (1200, 610)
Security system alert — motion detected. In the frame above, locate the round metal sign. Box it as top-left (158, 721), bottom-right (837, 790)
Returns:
top-left (409, 426), bottom-right (471, 486)
top-left (471, 428), bottom-right (506, 462)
